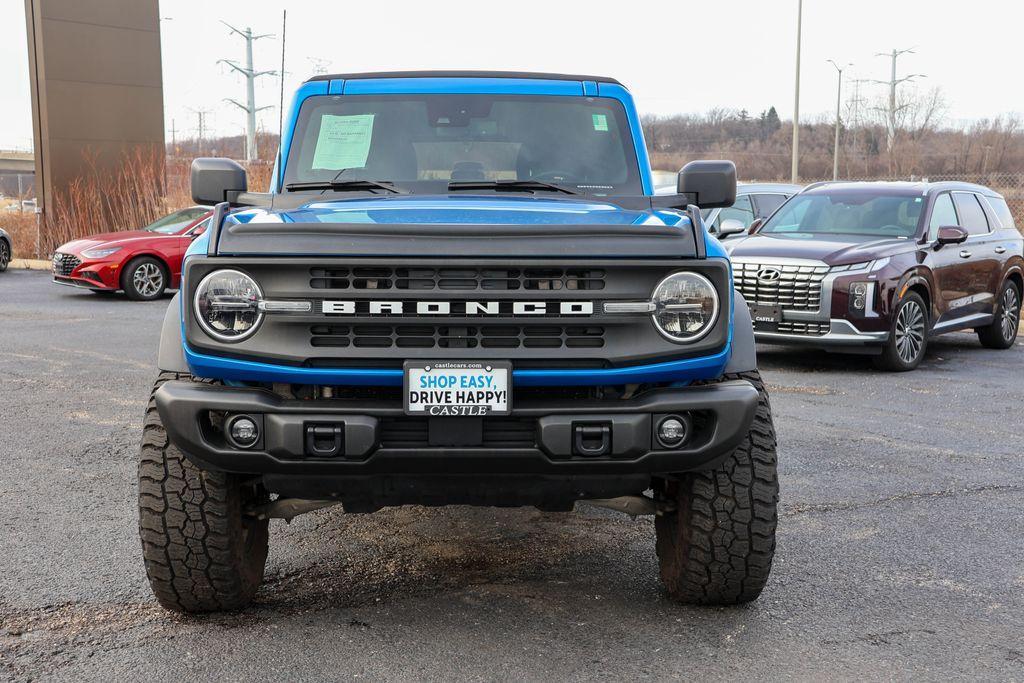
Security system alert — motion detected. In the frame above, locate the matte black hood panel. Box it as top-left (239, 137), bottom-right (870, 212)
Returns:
top-left (215, 222), bottom-right (698, 259)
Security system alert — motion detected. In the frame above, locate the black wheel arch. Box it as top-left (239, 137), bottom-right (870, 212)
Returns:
top-left (157, 293), bottom-right (189, 373)
top-left (895, 269), bottom-right (934, 328)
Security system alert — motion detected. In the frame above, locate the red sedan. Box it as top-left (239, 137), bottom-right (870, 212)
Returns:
top-left (52, 207), bottom-right (211, 300)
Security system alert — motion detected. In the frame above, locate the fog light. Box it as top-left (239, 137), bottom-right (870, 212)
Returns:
top-left (850, 282), bottom-right (870, 311)
top-left (657, 416), bottom-right (689, 448)
top-left (228, 415), bottom-right (259, 448)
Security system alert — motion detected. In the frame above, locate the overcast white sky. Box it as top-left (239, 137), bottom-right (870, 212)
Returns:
top-left (1, 0), bottom-right (1021, 151)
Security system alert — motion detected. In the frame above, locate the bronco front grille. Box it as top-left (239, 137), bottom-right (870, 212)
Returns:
top-left (733, 262), bottom-right (828, 311)
top-left (310, 267), bottom-right (606, 291)
top-left (52, 252), bottom-right (81, 277)
top-left (185, 257), bottom-right (732, 369)
top-left (310, 324), bottom-right (606, 350)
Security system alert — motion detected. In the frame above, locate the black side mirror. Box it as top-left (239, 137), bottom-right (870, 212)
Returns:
top-left (191, 157), bottom-right (248, 206)
top-left (936, 226), bottom-right (968, 245)
top-left (677, 160), bottom-right (737, 209)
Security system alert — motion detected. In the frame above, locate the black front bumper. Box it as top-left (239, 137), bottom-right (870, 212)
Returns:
top-left (154, 380), bottom-right (758, 508)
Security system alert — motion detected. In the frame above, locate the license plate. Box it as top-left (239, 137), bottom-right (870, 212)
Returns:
top-left (749, 305), bottom-right (781, 325)
top-left (403, 361), bottom-right (511, 416)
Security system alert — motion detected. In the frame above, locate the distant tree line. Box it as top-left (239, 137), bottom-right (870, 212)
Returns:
top-left (643, 88), bottom-right (1024, 181)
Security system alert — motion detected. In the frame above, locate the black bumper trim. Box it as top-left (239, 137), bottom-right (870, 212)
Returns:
top-left (154, 380), bottom-right (759, 477)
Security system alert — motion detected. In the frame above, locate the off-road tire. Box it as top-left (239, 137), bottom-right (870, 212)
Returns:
top-left (977, 280), bottom-right (1020, 350)
top-left (0, 239), bottom-right (10, 271)
top-left (122, 256), bottom-right (168, 301)
top-left (138, 371), bottom-right (270, 613)
top-left (655, 370), bottom-right (778, 605)
top-left (873, 292), bottom-right (928, 372)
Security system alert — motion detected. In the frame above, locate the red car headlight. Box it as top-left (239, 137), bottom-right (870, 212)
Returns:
top-left (81, 246), bottom-right (123, 259)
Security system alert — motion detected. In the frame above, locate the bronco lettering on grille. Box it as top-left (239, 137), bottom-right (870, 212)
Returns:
top-left (321, 300), bottom-right (594, 316)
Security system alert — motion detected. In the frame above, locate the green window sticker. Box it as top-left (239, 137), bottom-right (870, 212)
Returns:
top-left (592, 113), bottom-right (609, 132)
top-left (311, 114), bottom-right (375, 170)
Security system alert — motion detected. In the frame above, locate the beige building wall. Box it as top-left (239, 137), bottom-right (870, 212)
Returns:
top-left (24, 0), bottom-right (164, 211)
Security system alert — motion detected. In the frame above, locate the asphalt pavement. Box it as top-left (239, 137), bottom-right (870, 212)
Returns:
top-left (1, 268), bottom-right (1022, 681)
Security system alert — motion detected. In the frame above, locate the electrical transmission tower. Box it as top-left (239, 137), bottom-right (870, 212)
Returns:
top-left (219, 21), bottom-right (276, 161)
top-left (869, 48), bottom-right (926, 154)
top-left (307, 57), bottom-right (331, 76)
top-left (188, 107), bottom-right (212, 155)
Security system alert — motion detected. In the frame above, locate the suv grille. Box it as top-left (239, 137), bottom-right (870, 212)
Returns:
top-left (310, 267), bottom-right (605, 291)
top-left (310, 324), bottom-right (606, 350)
top-left (733, 262), bottom-right (829, 311)
top-left (776, 321), bottom-right (829, 336)
top-left (52, 252), bottom-right (81, 277)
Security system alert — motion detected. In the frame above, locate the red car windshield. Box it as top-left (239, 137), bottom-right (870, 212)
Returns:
top-left (145, 207), bottom-right (209, 234)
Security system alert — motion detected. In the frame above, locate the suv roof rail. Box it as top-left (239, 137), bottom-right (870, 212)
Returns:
top-left (305, 70), bottom-right (622, 84)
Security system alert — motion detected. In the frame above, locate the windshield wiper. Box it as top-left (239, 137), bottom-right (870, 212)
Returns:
top-left (447, 179), bottom-right (578, 195)
top-left (285, 179), bottom-right (407, 194)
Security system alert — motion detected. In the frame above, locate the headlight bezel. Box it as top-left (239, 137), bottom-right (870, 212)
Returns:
top-left (650, 271), bottom-right (721, 344)
top-left (192, 268), bottom-right (265, 343)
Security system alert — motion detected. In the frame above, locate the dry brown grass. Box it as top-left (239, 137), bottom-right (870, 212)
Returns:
top-left (0, 151), bottom-right (275, 258)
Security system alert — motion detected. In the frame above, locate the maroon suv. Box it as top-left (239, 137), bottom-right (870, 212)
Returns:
top-left (724, 181), bottom-right (1023, 370)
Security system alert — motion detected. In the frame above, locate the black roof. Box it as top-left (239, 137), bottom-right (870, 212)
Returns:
top-left (306, 70), bottom-right (622, 84)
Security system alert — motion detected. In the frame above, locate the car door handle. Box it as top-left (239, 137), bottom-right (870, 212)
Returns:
top-left (959, 250), bottom-right (972, 258)
top-left (994, 246), bottom-right (1006, 254)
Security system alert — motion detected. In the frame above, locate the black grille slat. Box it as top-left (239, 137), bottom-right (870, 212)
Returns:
top-left (309, 324), bottom-right (606, 350)
top-left (379, 417), bottom-right (537, 449)
top-left (310, 266), bottom-right (605, 291)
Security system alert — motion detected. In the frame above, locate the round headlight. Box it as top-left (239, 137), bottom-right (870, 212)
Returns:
top-left (193, 269), bottom-right (263, 342)
top-left (651, 272), bottom-right (719, 343)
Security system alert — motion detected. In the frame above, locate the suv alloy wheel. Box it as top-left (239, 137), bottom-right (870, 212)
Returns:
top-left (874, 293), bottom-right (928, 371)
top-left (978, 280), bottom-right (1021, 349)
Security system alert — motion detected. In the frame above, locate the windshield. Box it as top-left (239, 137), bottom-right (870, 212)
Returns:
top-left (145, 208), bottom-right (208, 234)
top-left (760, 190), bottom-right (924, 238)
top-left (284, 94), bottom-right (642, 195)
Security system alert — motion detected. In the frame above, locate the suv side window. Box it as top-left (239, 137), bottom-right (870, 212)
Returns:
top-left (982, 196), bottom-right (1017, 230)
top-left (712, 194), bottom-right (755, 232)
top-left (928, 193), bottom-right (958, 240)
top-left (952, 192), bottom-right (990, 236)
top-left (751, 193), bottom-right (789, 219)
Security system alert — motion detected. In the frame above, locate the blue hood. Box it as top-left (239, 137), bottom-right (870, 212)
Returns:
top-left (226, 194), bottom-right (687, 228)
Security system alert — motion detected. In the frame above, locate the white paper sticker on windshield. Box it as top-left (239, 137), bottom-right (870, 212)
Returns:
top-left (311, 114), bottom-right (375, 170)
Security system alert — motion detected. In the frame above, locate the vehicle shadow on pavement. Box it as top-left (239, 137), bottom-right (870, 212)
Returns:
top-left (253, 505), bottom-right (666, 614)
top-left (755, 332), bottom-right (1005, 374)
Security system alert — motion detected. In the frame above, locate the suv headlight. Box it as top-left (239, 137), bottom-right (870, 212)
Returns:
top-left (651, 272), bottom-right (719, 343)
top-left (193, 269), bottom-right (263, 342)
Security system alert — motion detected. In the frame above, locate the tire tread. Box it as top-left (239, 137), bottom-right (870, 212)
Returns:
top-left (655, 370), bottom-right (779, 605)
top-left (138, 371), bottom-right (268, 613)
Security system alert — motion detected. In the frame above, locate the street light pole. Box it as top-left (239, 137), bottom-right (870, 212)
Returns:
top-left (791, 0), bottom-right (802, 183)
top-left (827, 60), bottom-right (851, 181)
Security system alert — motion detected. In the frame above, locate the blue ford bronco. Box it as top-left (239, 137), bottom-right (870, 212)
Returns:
top-left (140, 71), bottom-right (778, 612)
